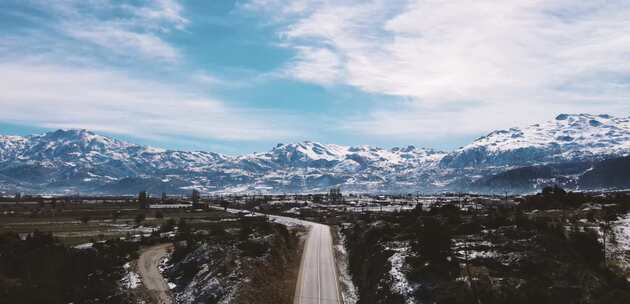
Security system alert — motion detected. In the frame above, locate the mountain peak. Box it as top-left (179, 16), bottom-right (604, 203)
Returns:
top-left (442, 113), bottom-right (630, 168)
top-left (42, 129), bottom-right (100, 141)
top-left (555, 113), bottom-right (570, 120)
top-left (554, 113), bottom-right (617, 122)
top-left (1, 114), bottom-right (628, 194)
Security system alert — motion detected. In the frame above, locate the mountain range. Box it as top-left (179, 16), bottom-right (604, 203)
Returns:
top-left (1, 113), bottom-right (629, 195)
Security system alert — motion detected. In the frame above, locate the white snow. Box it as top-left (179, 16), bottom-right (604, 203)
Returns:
top-left (334, 229), bottom-right (358, 304)
top-left (121, 262), bottom-right (141, 289)
top-left (461, 113), bottom-right (630, 157)
top-left (610, 213), bottom-right (630, 273)
top-left (387, 245), bottom-right (416, 304)
top-left (2, 114), bottom-right (630, 194)
top-left (73, 242), bottom-right (94, 250)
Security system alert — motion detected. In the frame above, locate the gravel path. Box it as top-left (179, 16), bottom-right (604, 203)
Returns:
top-left (137, 243), bottom-right (173, 304)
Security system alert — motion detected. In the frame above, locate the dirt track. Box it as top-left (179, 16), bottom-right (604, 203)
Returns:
top-left (137, 243), bottom-right (174, 304)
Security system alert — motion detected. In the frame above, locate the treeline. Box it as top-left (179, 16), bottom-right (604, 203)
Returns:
top-left (165, 219), bottom-right (302, 304)
top-left (0, 232), bottom-right (138, 304)
top-left (341, 189), bottom-right (630, 304)
top-left (344, 218), bottom-right (405, 304)
top-left (518, 185), bottom-right (630, 212)
top-left (235, 222), bottom-right (302, 304)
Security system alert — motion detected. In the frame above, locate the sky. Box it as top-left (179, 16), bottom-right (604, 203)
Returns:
top-left (1, 0), bottom-right (629, 154)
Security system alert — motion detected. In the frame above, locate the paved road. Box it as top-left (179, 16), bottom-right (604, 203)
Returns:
top-left (137, 243), bottom-right (173, 304)
top-left (292, 221), bottom-right (341, 304)
top-left (211, 207), bottom-right (342, 304)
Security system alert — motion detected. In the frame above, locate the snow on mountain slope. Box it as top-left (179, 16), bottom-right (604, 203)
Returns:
top-left (0, 129), bottom-right (445, 194)
top-left (0, 135), bottom-right (28, 162)
top-left (0, 129), bottom-right (227, 169)
top-left (1, 114), bottom-right (629, 194)
top-left (22, 129), bottom-right (135, 162)
top-left (0, 130), bottom-right (232, 191)
top-left (441, 114), bottom-right (630, 168)
top-left (273, 141), bottom-right (349, 161)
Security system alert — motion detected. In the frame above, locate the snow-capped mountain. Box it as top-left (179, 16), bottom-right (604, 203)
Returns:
top-left (441, 114), bottom-right (630, 168)
top-left (1, 113), bottom-right (629, 195)
top-left (0, 129), bottom-right (445, 194)
top-left (235, 141), bottom-right (444, 172)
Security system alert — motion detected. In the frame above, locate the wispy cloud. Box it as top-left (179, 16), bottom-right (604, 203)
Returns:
top-left (63, 24), bottom-right (180, 62)
top-left (38, 0), bottom-right (188, 62)
top-left (0, 60), bottom-right (298, 141)
top-left (284, 46), bottom-right (342, 85)
top-left (247, 0), bottom-right (630, 138)
top-left (0, 1), bottom-right (301, 145)
top-left (131, 0), bottom-right (189, 31)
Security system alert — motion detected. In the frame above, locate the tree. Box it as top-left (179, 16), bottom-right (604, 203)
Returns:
top-left (240, 224), bottom-right (254, 241)
top-left (192, 189), bottom-right (200, 204)
top-left (159, 219), bottom-right (177, 233)
top-left (413, 217), bottom-right (452, 263)
top-left (138, 191), bottom-right (149, 209)
top-left (600, 207), bottom-right (618, 265)
top-left (571, 228), bottom-right (604, 267)
top-left (177, 218), bottom-right (189, 235)
top-left (134, 213), bottom-right (146, 225)
top-left (111, 211), bottom-right (120, 223)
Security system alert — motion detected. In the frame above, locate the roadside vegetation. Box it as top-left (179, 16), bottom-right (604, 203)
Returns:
top-left (339, 187), bottom-right (630, 304)
top-left (165, 216), bottom-right (303, 304)
top-left (0, 194), bottom-right (304, 304)
top-left (0, 232), bottom-right (138, 304)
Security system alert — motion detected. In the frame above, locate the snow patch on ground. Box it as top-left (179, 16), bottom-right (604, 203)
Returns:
top-left (334, 229), bottom-right (358, 304)
top-left (74, 242), bottom-right (94, 250)
top-left (269, 215), bottom-right (307, 228)
top-left (610, 214), bottom-right (630, 273)
top-left (121, 262), bottom-right (141, 289)
top-left (387, 245), bottom-right (416, 304)
top-left (158, 252), bottom-right (177, 290)
top-left (454, 240), bottom-right (499, 260)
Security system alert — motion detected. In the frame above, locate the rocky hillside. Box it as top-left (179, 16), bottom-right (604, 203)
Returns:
top-left (441, 114), bottom-right (630, 168)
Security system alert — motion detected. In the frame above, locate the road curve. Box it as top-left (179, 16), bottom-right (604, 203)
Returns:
top-left (137, 243), bottom-right (173, 304)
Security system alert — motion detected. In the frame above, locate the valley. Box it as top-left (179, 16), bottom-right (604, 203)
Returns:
top-left (4, 1), bottom-right (629, 302)
top-left (3, 188), bottom-right (630, 303)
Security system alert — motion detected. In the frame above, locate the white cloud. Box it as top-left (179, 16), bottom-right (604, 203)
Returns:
top-left (0, 61), bottom-right (297, 142)
top-left (41, 0), bottom-right (188, 62)
top-left (0, 1), bottom-right (303, 146)
top-left (284, 46), bottom-right (342, 85)
top-left (63, 24), bottom-right (179, 62)
top-left (132, 0), bottom-right (189, 31)
top-left (251, 0), bottom-right (630, 138)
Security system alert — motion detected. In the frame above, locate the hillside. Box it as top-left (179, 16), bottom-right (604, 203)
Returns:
top-left (1, 114), bottom-right (629, 194)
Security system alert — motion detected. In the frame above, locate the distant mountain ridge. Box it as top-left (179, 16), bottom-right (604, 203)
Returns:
top-left (1, 113), bottom-right (629, 194)
top-left (441, 114), bottom-right (630, 168)
top-left (0, 129), bottom-right (447, 194)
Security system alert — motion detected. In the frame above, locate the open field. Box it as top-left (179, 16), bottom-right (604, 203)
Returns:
top-left (0, 201), bottom-right (235, 245)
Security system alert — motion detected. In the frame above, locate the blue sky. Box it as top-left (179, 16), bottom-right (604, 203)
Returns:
top-left (1, 0), bottom-right (629, 154)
